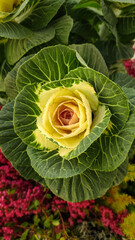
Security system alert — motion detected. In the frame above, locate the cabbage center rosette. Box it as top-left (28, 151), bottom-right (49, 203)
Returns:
top-left (37, 81), bottom-right (98, 155)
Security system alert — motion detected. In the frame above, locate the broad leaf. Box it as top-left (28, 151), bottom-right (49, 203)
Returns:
top-left (22, 0), bottom-right (65, 30)
top-left (90, 109), bottom-right (135, 171)
top-left (5, 55), bottom-right (33, 100)
top-left (51, 15), bottom-right (73, 45)
top-left (113, 158), bottom-right (128, 186)
top-left (73, 0), bottom-right (102, 15)
top-left (117, 17), bottom-right (135, 35)
top-left (96, 40), bottom-right (134, 65)
top-left (110, 72), bottom-right (135, 89)
top-left (101, 0), bottom-right (117, 26)
top-left (107, 0), bottom-right (135, 3)
top-left (73, 0), bottom-right (102, 10)
top-left (70, 43), bottom-right (109, 77)
top-left (16, 45), bottom-right (83, 91)
top-left (45, 168), bottom-right (116, 202)
top-left (122, 87), bottom-right (135, 109)
top-left (27, 146), bottom-right (95, 179)
top-left (0, 101), bottom-right (46, 185)
top-left (5, 26), bottom-right (55, 65)
top-left (0, 60), bottom-right (12, 92)
top-left (0, 22), bottom-right (32, 39)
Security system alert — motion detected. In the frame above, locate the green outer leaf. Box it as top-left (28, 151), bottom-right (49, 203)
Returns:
top-left (110, 72), bottom-right (135, 89)
top-left (96, 40), bottom-right (134, 65)
top-left (16, 45), bottom-right (82, 91)
top-left (112, 158), bottom-right (128, 186)
top-left (0, 22), bottom-right (32, 39)
top-left (69, 43), bottom-right (109, 77)
top-left (101, 0), bottom-right (117, 26)
top-left (0, 101), bottom-right (46, 185)
top-left (51, 15), bottom-right (73, 45)
top-left (122, 87), bottom-right (135, 109)
top-left (73, 0), bottom-right (101, 10)
top-left (0, 60), bottom-right (12, 92)
top-left (117, 17), bottom-right (135, 35)
top-left (14, 84), bottom-right (42, 148)
top-left (5, 26), bottom-right (55, 65)
top-left (90, 109), bottom-right (135, 171)
top-left (66, 67), bottom-right (129, 131)
top-left (22, 0), bottom-right (65, 30)
top-left (45, 168), bottom-right (117, 202)
top-left (107, 0), bottom-right (135, 3)
top-left (5, 55), bottom-right (33, 100)
top-left (110, 72), bottom-right (135, 109)
top-left (27, 146), bottom-right (94, 179)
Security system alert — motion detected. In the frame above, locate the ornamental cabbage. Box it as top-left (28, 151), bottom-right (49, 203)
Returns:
top-left (0, 44), bottom-right (135, 202)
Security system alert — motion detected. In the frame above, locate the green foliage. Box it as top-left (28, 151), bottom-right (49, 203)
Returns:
top-left (0, 44), bottom-right (134, 202)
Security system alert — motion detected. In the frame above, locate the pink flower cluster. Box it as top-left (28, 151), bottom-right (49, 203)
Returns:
top-left (52, 196), bottom-right (95, 226)
top-left (99, 206), bottom-right (128, 236)
top-left (124, 59), bottom-right (135, 78)
top-left (0, 149), bottom-right (44, 240)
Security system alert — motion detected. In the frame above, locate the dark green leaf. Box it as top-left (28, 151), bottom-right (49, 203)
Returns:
top-left (5, 55), bottom-right (33, 100)
top-left (90, 109), bottom-right (135, 171)
top-left (51, 15), bottom-right (73, 45)
top-left (5, 26), bottom-right (55, 65)
top-left (45, 168), bottom-right (116, 202)
top-left (16, 45), bottom-right (82, 91)
top-left (0, 60), bottom-right (12, 92)
top-left (20, 229), bottom-right (29, 240)
top-left (113, 158), bottom-right (128, 186)
top-left (70, 43), bottom-right (109, 76)
top-left (0, 101), bottom-right (46, 185)
top-left (117, 17), bottom-right (135, 35)
top-left (22, 0), bottom-right (65, 30)
top-left (96, 40), bottom-right (134, 65)
top-left (110, 72), bottom-right (135, 89)
top-left (0, 22), bottom-right (32, 39)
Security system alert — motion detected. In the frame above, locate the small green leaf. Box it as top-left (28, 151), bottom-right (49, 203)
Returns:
top-left (44, 220), bottom-right (51, 228)
top-left (20, 229), bottom-right (29, 240)
top-left (29, 200), bottom-right (40, 210)
top-left (56, 233), bottom-right (62, 239)
top-left (33, 215), bottom-right (40, 226)
top-left (46, 193), bottom-right (52, 199)
top-left (52, 220), bottom-right (60, 226)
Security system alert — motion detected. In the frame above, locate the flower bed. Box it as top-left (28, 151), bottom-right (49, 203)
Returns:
top-left (0, 146), bottom-right (133, 240)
